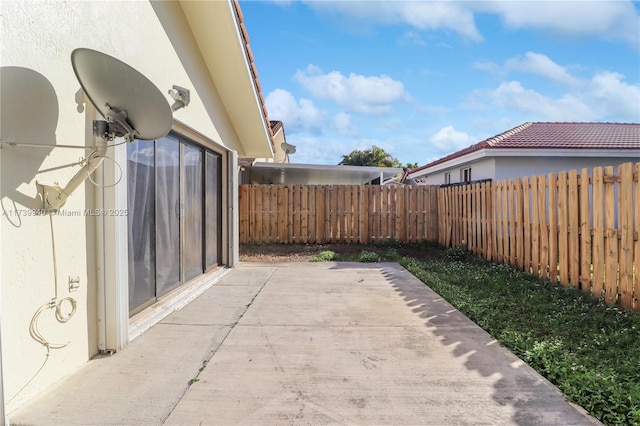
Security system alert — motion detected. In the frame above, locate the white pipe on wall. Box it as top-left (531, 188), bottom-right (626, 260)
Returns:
top-left (96, 150), bottom-right (107, 352)
top-left (0, 146), bottom-right (5, 425)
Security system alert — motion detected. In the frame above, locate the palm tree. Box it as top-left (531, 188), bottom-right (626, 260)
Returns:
top-left (339, 145), bottom-right (402, 168)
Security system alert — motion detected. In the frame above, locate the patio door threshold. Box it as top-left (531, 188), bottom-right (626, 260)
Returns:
top-left (128, 266), bottom-right (231, 342)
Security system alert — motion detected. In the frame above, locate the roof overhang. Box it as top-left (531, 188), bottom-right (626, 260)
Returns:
top-left (246, 163), bottom-right (403, 185)
top-left (408, 148), bottom-right (640, 179)
top-left (178, 0), bottom-right (273, 158)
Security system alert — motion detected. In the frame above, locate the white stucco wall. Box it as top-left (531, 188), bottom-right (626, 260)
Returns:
top-left (493, 156), bottom-right (640, 181)
top-left (417, 158), bottom-right (496, 185)
top-left (0, 0), bottom-right (242, 412)
top-left (412, 154), bottom-right (640, 186)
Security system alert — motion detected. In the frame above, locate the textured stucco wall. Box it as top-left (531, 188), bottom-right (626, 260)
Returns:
top-left (0, 0), bottom-right (237, 412)
top-left (413, 155), bottom-right (640, 186)
top-left (418, 158), bottom-right (496, 185)
top-left (493, 156), bottom-right (639, 180)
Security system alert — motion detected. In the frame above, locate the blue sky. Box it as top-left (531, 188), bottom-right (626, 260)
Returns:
top-left (240, 1), bottom-right (640, 167)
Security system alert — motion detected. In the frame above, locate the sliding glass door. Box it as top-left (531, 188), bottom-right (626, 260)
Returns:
top-left (156, 136), bottom-right (181, 295)
top-left (183, 144), bottom-right (204, 282)
top-left (127, 133), bottom-right (223, 315)
top-left (127, 140), bottom-right (156, 312)
top-left (205, 151), bottom-right (222, 270)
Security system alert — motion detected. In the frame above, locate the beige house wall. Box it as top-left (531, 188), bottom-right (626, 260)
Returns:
top-left (0, 0), bottom-right (261, 413)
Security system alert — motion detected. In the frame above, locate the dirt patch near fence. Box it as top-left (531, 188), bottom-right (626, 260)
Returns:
top-left (239, 242), bottom-right (441, 263)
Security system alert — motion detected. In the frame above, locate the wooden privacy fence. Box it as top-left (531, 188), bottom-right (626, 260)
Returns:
top-left (439, 162), bottom-right (640, 310)
top-left (239, 184), bottom-right (438, 244)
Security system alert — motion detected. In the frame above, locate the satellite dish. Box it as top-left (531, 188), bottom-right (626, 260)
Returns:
top-left (281, 142), bottom-right (297, 154)
top-left (71, 48), bottom-right (172, 141)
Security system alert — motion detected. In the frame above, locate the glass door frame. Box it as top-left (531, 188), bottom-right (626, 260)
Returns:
top-left (128, 131), bottom-right (226, 316)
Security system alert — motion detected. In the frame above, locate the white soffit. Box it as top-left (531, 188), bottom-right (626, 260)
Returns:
top-left (178, 0), bottom-right (273, 158)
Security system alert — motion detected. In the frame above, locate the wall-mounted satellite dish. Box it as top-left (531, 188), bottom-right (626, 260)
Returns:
top-left (71, 48), bottom-right (172, 141)
top-left (281, 142), bottom-right (297, 154)
top-left (37, 49), bottom-right (174, 212)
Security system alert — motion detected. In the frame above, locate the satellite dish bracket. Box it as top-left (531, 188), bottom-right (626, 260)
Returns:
top-left (93, 104), bottom-right (139, 142)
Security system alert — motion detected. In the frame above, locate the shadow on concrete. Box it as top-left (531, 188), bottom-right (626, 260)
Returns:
top-left (328, 262), bottom-right (596, 425)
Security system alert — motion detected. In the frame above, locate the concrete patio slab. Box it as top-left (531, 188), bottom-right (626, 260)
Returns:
top-left (9, 262), bottom-right (599, 425)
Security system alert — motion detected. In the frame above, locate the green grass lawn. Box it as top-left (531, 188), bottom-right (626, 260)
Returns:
top-left (308, 243), bottom-right (640, 424)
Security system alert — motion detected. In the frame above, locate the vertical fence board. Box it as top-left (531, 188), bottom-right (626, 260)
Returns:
top-left (356, 186), bottom-right (369, 244)
top-left (568, 170), bottom-right (580, 287)
top-left (429, 186), bottom-right (437, 241)
top-left (411, 188), bottom-right (418, 242)
top-left (314, 187), bottom-right (323, 243)
top-left (538, 176), bottom-right (549, 279)
top-left (269, 185), bottom-right (277, 242)
top-left (474, 185), bottom-right (481, 254)
top-left (522, 177), bottom-right (531, 273)
top-left (592, 167), bottom-right (605, 299)
top-left (467, 184), bottom-right (473, 251)
top-left (444, 186), bottom-right (449, 245)
top-left (604, 166), bottom-right (617, 304)
top-left (548, 174), bottom-right (559, 283)
top-left (369, 186), bottom-right (377, 242)
top-left (558, 172), bottom-right (569, 286)
top-left (344, 186), bottom-right (352, 242)
top-left (619, 163), bottom-right (634, 308)
top-left (635, 163), bottom-right (640, 311)
top-left (485, 182), bottom-right (495, 260)
top-left (501, 180), bottom-right (509, 263)
top-left (301, 186), bottom-right (309, 243)
top-left (254, 186), bottom-right (263, 243)
top-left (239, 185), bottom-right (248, 243)
top-left (530, 176), bottom-right (540, 277)
top-left (579, 169), bottom-right (592, 294)
top-left (508, 180), bottom-right (516, 267)
top-left (453, 186), bottom-right (459, 246)
top-left (515, 178), bottom-right (524, 270)
top-left (425, 187), bottom-right (432, 241)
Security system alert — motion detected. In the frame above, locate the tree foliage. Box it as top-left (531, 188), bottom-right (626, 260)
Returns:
top-left (339, 145), bottom-right (403, 168)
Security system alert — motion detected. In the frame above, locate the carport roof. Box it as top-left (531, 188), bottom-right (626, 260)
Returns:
top-left (245, 162), bottom-right (403, 185)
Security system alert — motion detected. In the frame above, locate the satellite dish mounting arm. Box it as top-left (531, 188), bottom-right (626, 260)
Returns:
top-left (38, 136), bottom-right (108, 212)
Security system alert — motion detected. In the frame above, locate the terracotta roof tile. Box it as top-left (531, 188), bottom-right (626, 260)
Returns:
top-left (270, 120), bottom-right (283, 134)
top-left (231, 0), bottom-right (277, 146)
top-left (410, 122), bottom-right (640, 174)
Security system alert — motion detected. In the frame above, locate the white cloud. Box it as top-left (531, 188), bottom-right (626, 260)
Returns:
top-left (286, 134), bottom-right (343, 164)
top-left (588, 72), bottom-right (640, 120)
top-left (294, 64), bottom-right (407, 115)
top-left (481, 1), bottom-right (640, 48)
top-left (479, 81), bottom-right (596, 121)
top-left (265, 88), bottom-right (324, 133)
top-left (300, 1), bottom-right (639, 49)
top-left (332, 112), bottom-right (358, 136)
top-left (303, 1), bottom-right (482, 41)
top-left (506, 52), bottom-right (580, 86)
top-left (471, 52), bottom-right (640, 122)
top-left (428, 125), bottom-right (476, 153)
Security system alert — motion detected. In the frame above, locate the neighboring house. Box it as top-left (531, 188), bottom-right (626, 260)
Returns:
top-left (242, 162), bottom-right (404, 185)
top-left (261, 121), bottom-right (294, 164)
top-left (406, 122), bottom-right (640, 185)
top-left (241, 121), bottom-right (403, 185)
top-left (0, 0), bottom-right (274, 417)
